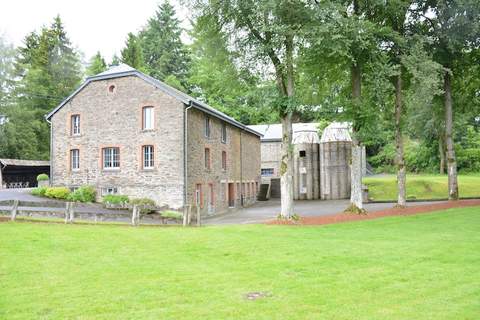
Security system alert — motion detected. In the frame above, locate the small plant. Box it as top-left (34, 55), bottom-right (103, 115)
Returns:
top-left (68, 186), bottom-right (96, 203)
top-left (102, 194), bottom-right (129, 206)
top-left (36, 173), bottom-right (49, 182)
top-left (44, 187), bottom-right (71, 200)
top-left (344, 203), bottom-right (367, 215)
top-left (31, 186), bottom-right (47, 196)
top-left (160, 210), bottom-right (183, 220)
top-left (130, 198), bottom-right (156, 214)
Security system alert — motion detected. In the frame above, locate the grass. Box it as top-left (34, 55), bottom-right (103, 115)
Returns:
top-left (363, 174), bottom-right (480, 201)
top-left (1, 208), bottom-right (480, 319)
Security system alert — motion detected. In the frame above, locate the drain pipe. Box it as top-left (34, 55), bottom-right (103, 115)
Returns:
top-left (183, 103), bottom-right (193, 216)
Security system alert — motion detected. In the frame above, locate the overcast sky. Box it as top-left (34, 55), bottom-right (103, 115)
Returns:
top-left (0, 0), bottom-right (190, 64)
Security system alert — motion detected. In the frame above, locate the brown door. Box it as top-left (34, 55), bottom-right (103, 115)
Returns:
top-left (228, 183), bottom-right (235, 208)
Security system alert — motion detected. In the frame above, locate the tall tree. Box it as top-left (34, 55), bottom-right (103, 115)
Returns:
top-left (190, 0), bottom-right (313, 218)
top-left (0, 35), bottom-right (15, 108)
top-left (86, 51), bottom-right (107, 76)
top-left (140, 1), bottom-right (190, 86)
top-left (416, 0), bottom-right (480, 199)
top-left (121, 33), bottom-right (146, 72)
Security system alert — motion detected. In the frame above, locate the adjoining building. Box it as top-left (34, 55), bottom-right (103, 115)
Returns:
top-left (46, 64), bottom-right (262, 216)
top-left (0, 159), bottom-right (50, 189)
top-left (248, 122), bottom-right (366, 200)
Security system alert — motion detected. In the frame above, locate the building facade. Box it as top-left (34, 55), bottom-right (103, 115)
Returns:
top-left (47, 64), bottom-right (261, 216)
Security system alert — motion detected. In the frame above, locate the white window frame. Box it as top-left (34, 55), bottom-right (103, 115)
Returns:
top-left (71, 115), bottom-right (80, 135)
top-left (103, 147), bottom-right (120, 169)
top-left (70, 149), bottom-right (79, 170)
top-left (261, 168), bottom-right (275, 176)
top-left (143, 106), bottom-right (154, 130)
top-left (143, 145), bottom-right (154, 169)
top-left (102, 187), bottom-right (118, 195)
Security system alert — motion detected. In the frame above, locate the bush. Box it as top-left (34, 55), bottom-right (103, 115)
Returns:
top-left (457, 148), bottom-right (480, 173)
top-left (68, 186), bottom-right (96, 203)
top-left (130, 198), bottom-right (156, 214)
top-left (160, 210), bottom-right (182, 220)
top-left (31, 186), bottom-right (47, 196)
top-left (44, 187), bottom-right (71, 200)
top-left (102, 194), bottom-right (129, 205)
top-left (36, 173), bottom-right (49, 182)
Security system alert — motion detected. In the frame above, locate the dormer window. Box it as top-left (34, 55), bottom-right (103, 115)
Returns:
top-left (71, 115), bottom-right (80, 135)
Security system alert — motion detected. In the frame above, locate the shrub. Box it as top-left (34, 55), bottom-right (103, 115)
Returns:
top-left (102, 194), bottom-right (129, 205)
top-left (31, 186), bottom-right (47, 196)
top-left (68, 186), bottom-right (96, 203)
top-left (457, 148), bottom-right (480, 173)
top-left (36, 173), bottom-right (49, 182)
top-left (44, 187), bottom-right (71, 200)
top-left (160, 210), bottom-right (182, 220)
top-left (130, 198), bottom-right (156, 214)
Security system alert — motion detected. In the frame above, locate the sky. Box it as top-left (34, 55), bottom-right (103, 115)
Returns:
top-left (0, 0), bottom-right (190, 64)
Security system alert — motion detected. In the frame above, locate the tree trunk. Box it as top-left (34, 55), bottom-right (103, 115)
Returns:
top-left (349, 63), bottom-right (363, 211)
top-left (439, 134), bottom-right (445, 175)
top-left (394, 73), bottom-right (406, 207)
top-left (444, 71), bottom-right (458, 200)
top-left (279, 34), bottom-right (295, 218)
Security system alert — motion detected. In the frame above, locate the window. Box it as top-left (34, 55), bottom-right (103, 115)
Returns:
top-left (103, 147), bottom-right (120, 169)
top-left (143, 145), bottom-right (154, 169)
top-left (221, 151), bottom-right (227, 171)
top-left (299, 150), bottom-right (306, 157)
top-left (221, 123), bottom-right (227, 143)
top-left (204, 148), bottom-right (211, 170)
top-left (142, 106), bottom-right (154, 130)
top-left (209, 183), bottom-right (214, 207)
top-left (71, 115), bottom-right (80, 135)
top-left (70, 149), bottom-right (79, 170)
top-left (108, 85), bottom-right (115, 93)
top-left (261, 168), bottom-right (275, 176)
top-left (195, 183), bottom-right (203, 208)
top-left (102, 187), bottom-right (118, 195)
top-left (204, 116), bottom-right (210, 138)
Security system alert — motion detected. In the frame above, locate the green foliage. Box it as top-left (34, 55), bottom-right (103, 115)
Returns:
top-left (68, 186), bottom-right (96, 203)
top-left (160, 210), bottom-right (182, 219)
top-left (31, 186), bottom-right (47, 196)
top-left (120, 33), bottom-right (146, 72)
top-left (102, 194), bottom-right (130, 205)
top-left (36, 173), bottom-right (49, 181)
top-left (86, 51), bottom-right (107, 76)
top-left (130, 198), bottom-right (156, 214)
top-left (457, 148), bottom-right (480, 173)
top-left (44, 187), bottom-right (71, 200)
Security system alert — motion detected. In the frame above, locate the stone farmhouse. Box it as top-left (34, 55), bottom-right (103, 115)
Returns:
top-left (46, 64), bottom-right (261, 216)
top-left (248, 122), bottom-right (366, 200)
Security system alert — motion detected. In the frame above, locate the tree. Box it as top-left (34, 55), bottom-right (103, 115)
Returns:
top-left (86, 51), bottom-right (107, 76)
top-left (0, 35), bottom-right (16, 108)
top-left (416, 0), bottom-right (480, 199)
top-left (109, 54), bottom-right (120, 67)
top-left (140, 1), bottom-right (190, 86)
top-left (120, 33), bottom-right (146, 72)
top-left (189, 0), bottom-right (314, 218)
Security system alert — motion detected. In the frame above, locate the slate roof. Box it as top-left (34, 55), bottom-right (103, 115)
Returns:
top-left (45, 64), bottom-right (262, 137)
top-left (0, 159), bottom-right (50, 167)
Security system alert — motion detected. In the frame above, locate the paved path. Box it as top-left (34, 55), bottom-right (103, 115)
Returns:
top-left (0, 188), bottom-right (51, 202)
top-left (204, 199), bottom-right (446, 225)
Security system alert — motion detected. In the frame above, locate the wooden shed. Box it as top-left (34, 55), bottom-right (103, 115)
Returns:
top-left (0, 159), bottom-right (50, 189)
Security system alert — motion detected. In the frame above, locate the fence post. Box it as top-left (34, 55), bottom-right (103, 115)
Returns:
top-left (187, 205), bottom-right (192, 225)
top-left (196, 205), bottom-right (201, 227)
top-left (132, 205), bottom-right (139, 226)
top-left (10, 199), bottom-right (19, 221)
top-left (183, 205), bottom-right (190, 227)
top-left (65, 202), bottom-right (69, 224)
top-left (68, 202), bottom-right (75, 224)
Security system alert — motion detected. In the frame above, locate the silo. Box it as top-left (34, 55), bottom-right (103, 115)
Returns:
top-left (320, 122), bottom-right (351, 200)
top-left (292, 126), bottom-right (320, 200)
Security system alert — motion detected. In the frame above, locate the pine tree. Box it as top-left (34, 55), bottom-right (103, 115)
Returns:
top-left (139, 1), bottom-right (190, 86)
top-left (110, 54), bottom-right (120, 67)
top-left (86, 51), bottom-right (107, 76)
top-left (120, 33), bottom-right (146, 72)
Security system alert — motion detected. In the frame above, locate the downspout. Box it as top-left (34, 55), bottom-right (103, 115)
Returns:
top-left (46, 117), bottom-right (52, 187)
top-left (183, 103), bottom-right (193, 214)
top-left (240, 129), bottom-right (243, 207)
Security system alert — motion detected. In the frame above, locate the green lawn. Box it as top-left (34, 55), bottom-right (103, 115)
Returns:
top-left (363, 174), bottom-right (480, 201)
top-left (1, 208), bottom-right (480, 319)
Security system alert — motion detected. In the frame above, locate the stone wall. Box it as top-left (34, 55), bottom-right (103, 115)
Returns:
top-left (259, 141), bottom-right (281, 183)
top-left (50, 76), bottom-right (185, 208)
top-left (186, 108), bottom-right (261, 216)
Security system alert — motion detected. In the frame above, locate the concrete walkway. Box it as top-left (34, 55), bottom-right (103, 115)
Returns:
top-left (204, 199), bottom-right (446, 225)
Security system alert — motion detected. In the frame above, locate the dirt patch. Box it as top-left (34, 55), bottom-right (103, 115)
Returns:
top-left (0, 216), bottom-right (10, 223)
top-left (267, 199), bottom-right (480, 226)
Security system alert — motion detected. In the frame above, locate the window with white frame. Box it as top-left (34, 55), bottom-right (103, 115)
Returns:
top-left (103, 147), bottom-right (120, 169)
top-left (261, 168), bottom-right (274, 176)
top-left (70, 149), bottom-right (79, 170)
top-left (71, 115), bottom-right (80, 135)
top-left (142, 106), bottom-right (154, 130)
top-left (204, 115), bottom-right (211, 138)
top-left (102, 187), bottom-right (118, 195)
top-left (143, 145), bottom-right (154, 169)
top-left (221, 122), bottom-right (227, 143)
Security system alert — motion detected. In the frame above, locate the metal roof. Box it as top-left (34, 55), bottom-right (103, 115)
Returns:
top-left (320, 122), bottom-right (352, 142)
top-left (247, 123), bottom-right (319, 142)
top-left (45, 64), bottom-right (262, 137)
top-left (0, 159), bottom-right (50, 167)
